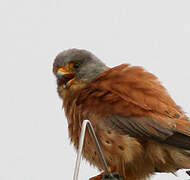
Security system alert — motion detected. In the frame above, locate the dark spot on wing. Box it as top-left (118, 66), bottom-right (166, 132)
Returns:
top-left (172, 113), bottom-right (180, 119)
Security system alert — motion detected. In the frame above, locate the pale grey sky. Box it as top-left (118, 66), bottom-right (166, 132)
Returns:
top-left (0, 0), bottom-right (190, 179)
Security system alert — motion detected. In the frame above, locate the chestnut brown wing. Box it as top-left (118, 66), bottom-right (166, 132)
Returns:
top-left (76, 64), bottom-right (190, 149)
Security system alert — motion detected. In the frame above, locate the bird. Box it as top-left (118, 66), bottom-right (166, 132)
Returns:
top-left (53, 48), bottom-right (190, 180)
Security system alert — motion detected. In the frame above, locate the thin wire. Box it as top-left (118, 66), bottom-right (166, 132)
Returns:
top-left (73, 120), bottom-right (111, 180)
top-left (87, 121), bottom-right (110, 174)
top-left (73, 120), bottom-right (88, 180)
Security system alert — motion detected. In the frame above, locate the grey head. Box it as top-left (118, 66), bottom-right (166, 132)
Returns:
top-left (53, 49), bottom-right (108, 86)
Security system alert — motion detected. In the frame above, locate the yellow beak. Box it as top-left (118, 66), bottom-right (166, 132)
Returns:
top-left (56, 67), bottom-right (71, 79)
top-left (56, 67), bottom-right (75, 88)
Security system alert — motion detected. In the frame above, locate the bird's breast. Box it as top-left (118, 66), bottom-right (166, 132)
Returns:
top-left (63, 96), bottom-right (144, 171)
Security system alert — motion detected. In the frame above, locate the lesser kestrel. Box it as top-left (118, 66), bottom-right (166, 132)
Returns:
top-left (53, 49), bottom-right (190, 180)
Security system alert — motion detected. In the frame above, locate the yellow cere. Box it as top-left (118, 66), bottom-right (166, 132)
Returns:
top-left (69, 63), bottom-right (75, 69)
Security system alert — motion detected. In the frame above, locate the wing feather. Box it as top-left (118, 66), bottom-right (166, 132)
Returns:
top-left (77, 64), bottom-right (190, 149)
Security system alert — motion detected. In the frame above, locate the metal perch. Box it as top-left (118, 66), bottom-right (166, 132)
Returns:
top-left (73, 120), bottom-right (123, 180)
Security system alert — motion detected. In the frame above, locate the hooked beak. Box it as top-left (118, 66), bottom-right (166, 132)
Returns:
top-left (56, 67), bottom-right (75, 88)
top-left (57, 67), bottom-right (70, 79)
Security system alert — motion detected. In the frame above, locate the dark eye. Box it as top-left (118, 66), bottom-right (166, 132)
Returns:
top-left (73, 63), bottom-right (80, 69)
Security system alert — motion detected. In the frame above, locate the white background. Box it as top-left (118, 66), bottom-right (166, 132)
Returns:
top-left (0, 0), bottom-right (190, 179)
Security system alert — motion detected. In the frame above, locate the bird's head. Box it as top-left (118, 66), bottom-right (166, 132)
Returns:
top-left (53, 49), bottom-right (108, 97)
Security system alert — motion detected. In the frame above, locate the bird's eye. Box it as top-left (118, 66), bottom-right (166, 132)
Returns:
top-left (73, 63), bottom-right (80, 69)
